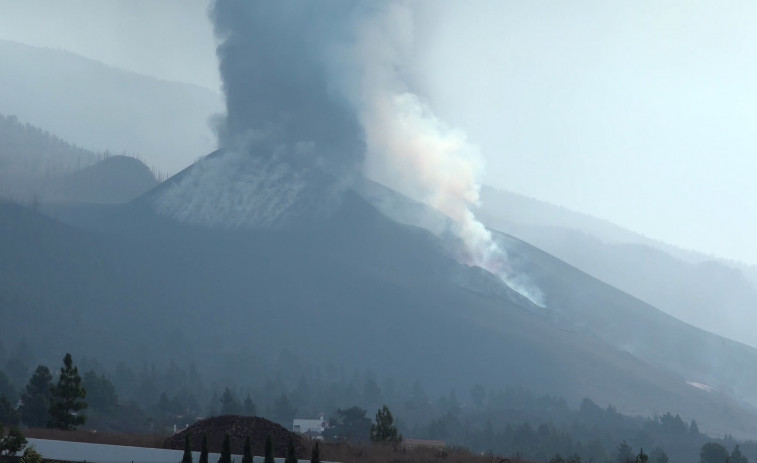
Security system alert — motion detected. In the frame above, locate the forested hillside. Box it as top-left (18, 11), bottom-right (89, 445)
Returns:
top-left (0, 40), bottom-right (221, 175)
top-left (0, 114), bottom-right (157, 203)
top-left (477, 186), bottom-right (757, 348)
top-left (0, 113), bottom-right (100, 173)
top-left (1, 348), bottom-right (756, 463)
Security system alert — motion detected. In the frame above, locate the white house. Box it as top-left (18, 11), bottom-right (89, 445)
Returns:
top-left (293, 415), bottom-right (326, 438)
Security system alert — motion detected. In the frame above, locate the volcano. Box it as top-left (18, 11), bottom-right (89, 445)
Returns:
top-left (1, 148), bottom-right (755, 439)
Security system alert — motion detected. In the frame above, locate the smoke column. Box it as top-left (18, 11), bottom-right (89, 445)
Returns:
top-left (347, 2), bottom-right (545, 306)
top-left (154, 1), bottom-right (368, 228)
top-left (182, 0), bottom-right (544, 304)
top-left (210, 0), bottom-right (365, 173)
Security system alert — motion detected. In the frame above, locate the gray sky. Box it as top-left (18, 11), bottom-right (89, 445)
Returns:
top-left (0, 0), bottom-right (220, 91)
top-left (2, 0), bottom-right (756, 264)
top-left (419, 1), bottom-right (757, 266)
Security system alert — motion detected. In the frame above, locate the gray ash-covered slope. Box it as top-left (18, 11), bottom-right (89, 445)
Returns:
top-left (7, 150), bottom-right (757, 437)
top-left (141, 148), bottom-right (348, 230)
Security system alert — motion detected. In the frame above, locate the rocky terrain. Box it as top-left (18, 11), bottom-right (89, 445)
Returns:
top-left (164, 415), bottom-right (304, 457)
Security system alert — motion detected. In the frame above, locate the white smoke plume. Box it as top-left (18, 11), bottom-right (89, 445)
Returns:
top-left (159, 0), bottom-right (544, 305)
top-left (348, 2), bottom-right (545, 306)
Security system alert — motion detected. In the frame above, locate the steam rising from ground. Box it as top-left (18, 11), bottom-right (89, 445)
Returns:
top-left (349, 2), bottom-right (545, 306)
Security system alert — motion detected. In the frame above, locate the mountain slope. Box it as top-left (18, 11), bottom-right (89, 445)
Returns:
top-left (0, 113), bottom-right (100, 200)
top-left (477, 186), bottom-right (757, 348)
top-left (0, 40), bottom-right (221, 174)
top-left (0, 115), bottom-right (157, 204)
top-left (54, 155), bottom-right (158, 204)
top-left (8, 153), bottom-right (757, 438)
top-left (0, 198), bottom-right (697, 402)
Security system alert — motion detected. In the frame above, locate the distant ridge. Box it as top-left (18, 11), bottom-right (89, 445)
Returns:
top-left (18, 149), bottom-right (757, 438)
top-left (478, 186), bottom-right (757, 348)
top-left (0, 39), bottom-right (222, 174)
top-left (0, 114), bottom-right (159, 204)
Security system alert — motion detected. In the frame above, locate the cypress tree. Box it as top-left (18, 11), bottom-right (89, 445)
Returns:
top-left (182, 435), bottom-right (193, 463)
top-left (218, 434), bottom-right (231, 463)
top-left (264, 435), bottom-right (274, 463)
top-left (242, 436), bottom-right (253, 463)
top-left (285, 438), bottom-right (297, 463)
top-left (199, 433), bottom-right (209, 463)
top-left (310, 441), bottom-right (320, 463)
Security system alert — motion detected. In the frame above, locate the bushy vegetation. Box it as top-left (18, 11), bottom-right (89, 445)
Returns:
top-left (19, 444), bottom-right (42, 463)
top-left (0, 425), bottom-right (27, 456)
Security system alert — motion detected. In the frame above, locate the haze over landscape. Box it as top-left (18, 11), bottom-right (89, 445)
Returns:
top-left (2, 0), bottom-right (757, 264)
top-left (2, 1), bottom-right (757, 463)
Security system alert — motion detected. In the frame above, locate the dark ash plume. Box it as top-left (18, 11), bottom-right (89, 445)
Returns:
top-left (210, 0), bottom-right (366, 173)
top-left (154, 1), bottom-right (369, 229)
top-left (154, 0), bottom-right (545, 305)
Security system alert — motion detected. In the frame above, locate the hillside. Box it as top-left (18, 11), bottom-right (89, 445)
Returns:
top-left (1, 151), bottom-right (755, 440)
top-left (54, 155), bottom-right (158, 204)
top-left (0, 39), bottom-right (221, 175)
top-left (0, 114), bottom-right (158, 204)
top-left (477, 186), bottom-right (757, 348)
top-left (0, 113), bottom-right (99, 200)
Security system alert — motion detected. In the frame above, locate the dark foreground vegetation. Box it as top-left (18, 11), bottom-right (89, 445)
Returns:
top-left (4, 426), bottom-right (513, 463)
top-left (2, 351), bottom-right (757, 463)
top-left (4, 426), bottom-right (753, 463)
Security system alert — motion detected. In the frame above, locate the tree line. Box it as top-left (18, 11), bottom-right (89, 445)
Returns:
top-left (2, 348), bottom-right (757, 463)
top-left (0, 353), bottom-right (87, 430)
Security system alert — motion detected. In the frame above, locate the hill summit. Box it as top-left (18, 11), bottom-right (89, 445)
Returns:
top-left (57, 155), bottom-right (158, 204)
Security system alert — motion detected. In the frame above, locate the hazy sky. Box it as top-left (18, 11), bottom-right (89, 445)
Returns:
top-left (1, 0), bottom-right (756, 264)
top-left (419, 1), bottom-right (757, 266)
top-left (0, 0), bottom-right (220, 91)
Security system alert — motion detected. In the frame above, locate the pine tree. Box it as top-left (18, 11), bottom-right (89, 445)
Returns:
top-left (271, 393), bottom-right (296, 427)
top-left (616, 441), bottom-right (633, 463)
top-left (285, 438), bottom-right (297, 463)
top-left (264, 435), bottom-right (274, 463)
top-left (218, 434), bottom-right (231, 463)
top-left (47, 353), bottom-right (87, 430)
top-left (21, 366), bottom-right (52, 428)
top-left (700, 442), bottom-right (729, 463)
top-left (242, 436), bottom-right (253, 463)
top-left (650, 447), bottom-right (669, 463)
top-left (219, 388), bottom-right (240, 416)
top-left (0, 395), bottom-right (19, 426)
top-left (310, 441), bottom-right (320, 463)
top-left (243, 394), bottom-right (256, 417)
top-left (730, 445), bottom-right (749, 463)
top-left (182, 435), bottom-right (193, 463)
top-left (370, 405), bottom-right (401, 443)
top-left (199, 434), bottom-right (209, 463)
